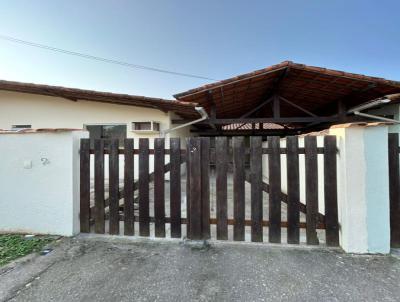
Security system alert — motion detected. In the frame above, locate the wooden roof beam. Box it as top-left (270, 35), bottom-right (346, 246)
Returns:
top-left (241, 95), bottom-right (274, 118)
top-left (191, 128), bottom-right (298, 136)
top-left (205, 91), bottom-right (217, 130)
top-left (208, 116), bottom-right (337, 124)
top-left (279, 96), bottom-right (317, 117)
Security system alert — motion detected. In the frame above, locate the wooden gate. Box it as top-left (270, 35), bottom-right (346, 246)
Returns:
top-left (388, 133), bottom-right (400, 247)
top-left (80, 136), bottom-right (339, 246)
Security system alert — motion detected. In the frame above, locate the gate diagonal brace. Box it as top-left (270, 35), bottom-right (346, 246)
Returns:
top-left (89, 158), bottom-right (186, 218)
top-left (244, 171), bottom-right (325, 223)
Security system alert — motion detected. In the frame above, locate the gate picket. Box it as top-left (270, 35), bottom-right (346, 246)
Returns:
top-left (233, 137), bottom-right (245, 241)
top-left (305, 136), bottom-right (319, 245)
top-left (124, 139), bottom-right (134, 236)
top-left (139, 138), bottom-right (150, 236)
top-left (201, 137), bottom-right (211, 239)
top-left (286, 136), bottom-right (300, 244)
top-left (154, 138), bottom-right (166, 237)
top-left (216, 137), bottom-right (228, 240)
top-left (250, 136), bottom-right (263, 242)
top-left (94, 139), bottom-right (105, 234)
top-left (109, 139), bottom-right (120, 235)
top-left (187, 137), bottom-right (202, 239)
top-left (268, 136), bottom-right (281, 243)
top-left (170, 138), bottom-right (181, 238)
top-left (80, 139), bottom-right (91, 233)
top-left (324, 136), bottom-right (339, 246)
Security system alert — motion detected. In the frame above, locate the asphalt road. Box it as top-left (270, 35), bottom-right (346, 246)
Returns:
top-left (1, 236), bottom-right (400, 302)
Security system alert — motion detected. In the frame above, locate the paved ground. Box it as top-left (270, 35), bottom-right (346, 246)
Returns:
top-left (1, 236), bottom-right (400, 302)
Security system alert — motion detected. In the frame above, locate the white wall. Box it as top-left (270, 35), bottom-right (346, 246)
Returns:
top-left (0, 91), bottom-right (171, 136)
top-left (0, 91), bottom-right (196, 181)
top-left (0, 130), bottom-right (88, 236)
top-left (330, 124), bottom-right (390, 254)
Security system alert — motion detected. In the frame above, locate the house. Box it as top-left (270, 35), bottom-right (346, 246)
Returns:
top-left (1, 61), bottom-right (400, 253)
top-left (0, 79), bottom-right (199, 145)
top-left (1, 61), bottom-right (400, 140)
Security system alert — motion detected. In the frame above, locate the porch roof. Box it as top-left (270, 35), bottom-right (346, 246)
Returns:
top-left (174, 61), bottom-right (400, 120)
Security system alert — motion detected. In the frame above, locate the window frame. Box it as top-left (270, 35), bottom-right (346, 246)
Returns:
top-left (131, 121), bottom-right (161, 133)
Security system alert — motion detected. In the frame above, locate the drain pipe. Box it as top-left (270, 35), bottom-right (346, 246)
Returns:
top-left (160, 107), bottom-right (209, 137)
top-left (347, 94), bottom-right (400, 124)
top-left (353, 111), bottom-right (400, 124)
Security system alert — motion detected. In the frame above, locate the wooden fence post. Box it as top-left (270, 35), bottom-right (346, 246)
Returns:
top-left (79, 139), bottom-right (91, 233)
top-left (186, 137), bottom-right (203, 240)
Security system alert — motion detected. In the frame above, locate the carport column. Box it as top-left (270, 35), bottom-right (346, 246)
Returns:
top-left (329, 124), bottom-right (390, 254)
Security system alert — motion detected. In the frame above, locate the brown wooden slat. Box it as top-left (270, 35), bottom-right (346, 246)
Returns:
top-left (94, 139), bottom-right (105, 234)
top-left (305, 136), bottom-right (319, 245)
top-left (251, 136), bottom-right (263, 242)
top-left (233, 137), bottom-right (245, 241)
top-left (154, 138), bottom-right (166, 237)
top-left (268, 136), bottom-right (281, 243)
top-left (170, 138), bottom-right (182, 238)
top-left (109, 139), bottom-right (120, 235)
top-left (80, 139), bottom-right (91, 233)
top-left (139, 138), bottom-right (150, 236)
top-left (124, 139), bottom-right (134, 236)
top-left (216, 137), bottom-right (228, 240)
top-left (324, 136), bottom-right (339, 246)
top-left (389, 133), bottom-right (400, 247)
top-left (186, 140), bottom-right (191, 238)
top-left (286, 136), bottom-right (300, 244)
top-left (201, 137), bottom-right (211, 239)
top-left (187, 137), bottom-right (202, 239)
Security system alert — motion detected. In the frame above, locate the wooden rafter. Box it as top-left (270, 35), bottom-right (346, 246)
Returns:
top-left (279, 96), bottom-right (317, 117)
top-left (213, 116), bottom-right (336, 124)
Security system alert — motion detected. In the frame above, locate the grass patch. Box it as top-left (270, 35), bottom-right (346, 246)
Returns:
top-left (0, 234), bottom-right (54, 266)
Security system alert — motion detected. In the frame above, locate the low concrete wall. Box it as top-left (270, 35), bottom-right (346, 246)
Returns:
top-left (0, 130), bottom-right (88, 236)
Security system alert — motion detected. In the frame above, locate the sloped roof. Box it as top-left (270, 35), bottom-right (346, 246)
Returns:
top-left (0, 79), bottom-right (198, 117)
top-left (174, 61), bottom-right (400, 119)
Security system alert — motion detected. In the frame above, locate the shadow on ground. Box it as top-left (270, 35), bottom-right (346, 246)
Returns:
top-left (1, 236), bottom-right (400, 302)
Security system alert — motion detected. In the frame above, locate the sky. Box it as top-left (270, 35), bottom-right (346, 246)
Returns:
top-left (0, 1), bottom-right (399, 99)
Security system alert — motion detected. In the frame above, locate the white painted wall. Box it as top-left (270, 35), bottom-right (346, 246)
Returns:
top-left (0, 130), bottom-right (88, 236)
top-left (0, 91), bottom-right (172, 135)
top-left (0, 91), bottom-right (195, 181)
top-left (330, 124), bottom-right (390, 254)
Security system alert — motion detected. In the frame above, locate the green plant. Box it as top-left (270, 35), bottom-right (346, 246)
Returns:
top-left (0, 235), bottom-right (54, 266)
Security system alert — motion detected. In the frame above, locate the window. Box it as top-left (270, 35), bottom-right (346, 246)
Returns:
top-left (12, 125), bottom-right (32, 130)
top-left (85, 124), bottom-right (127, 148)
top-left (132, 121), bottom-right (160, 132)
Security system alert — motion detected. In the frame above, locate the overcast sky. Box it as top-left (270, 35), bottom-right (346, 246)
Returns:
top-left (0, 1), bottom-right (399, 99)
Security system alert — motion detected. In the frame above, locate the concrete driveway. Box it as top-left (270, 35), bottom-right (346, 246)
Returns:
top-left (1, 236), bottom-right (400, 302)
